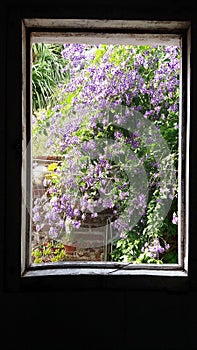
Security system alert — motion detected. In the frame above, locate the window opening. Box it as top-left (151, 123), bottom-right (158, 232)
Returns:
top-left (30, 40), bottom-right (181, 265)
top-left (21, 20), bottom-right (190, 277)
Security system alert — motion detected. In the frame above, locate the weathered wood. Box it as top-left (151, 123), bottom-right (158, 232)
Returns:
top-left (21, 18), bottom-right (190, 276)
top-left (24, 18), bottom-right (190, 31)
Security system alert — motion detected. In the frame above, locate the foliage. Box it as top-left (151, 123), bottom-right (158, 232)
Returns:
top-left (32, 43), bottom-right (179, 264)
top-left (31, 239), bottom-right (68, 263)
top-left (32, 43), bottom-right (67, 112)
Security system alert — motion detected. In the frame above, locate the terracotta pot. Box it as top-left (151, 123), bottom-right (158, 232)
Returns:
top-left (64, 244), bottom-right (77, 254)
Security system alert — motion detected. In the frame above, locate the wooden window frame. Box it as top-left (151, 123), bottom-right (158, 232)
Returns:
top-left (4, 18), bottom-right (191, 291)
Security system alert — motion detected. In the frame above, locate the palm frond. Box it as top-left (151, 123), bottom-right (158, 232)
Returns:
top-left (32, 43), bottom-right (66, 112)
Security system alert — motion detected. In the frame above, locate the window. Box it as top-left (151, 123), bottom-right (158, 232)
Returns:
top-left (9, 19), bottom-right (191, 289)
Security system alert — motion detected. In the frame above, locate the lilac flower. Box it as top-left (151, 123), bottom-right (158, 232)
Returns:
top-left (32, 43), bottom-right (179, 264)
top-left (172, 212), bottom-right (178, 224)
top-left (33, 212), bottom-right (41, 222)
top-left (142, 238), bottom-right (170, 259)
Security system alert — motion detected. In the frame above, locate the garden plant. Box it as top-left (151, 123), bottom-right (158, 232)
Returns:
top-left (31, 43), bottom-right (180, 264)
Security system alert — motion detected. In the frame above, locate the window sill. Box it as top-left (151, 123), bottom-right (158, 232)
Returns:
top-left (18, 262), bottom-right (189, 292)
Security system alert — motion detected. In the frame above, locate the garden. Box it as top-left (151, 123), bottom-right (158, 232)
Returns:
top-left (31, 42), bottom-right (179, 264)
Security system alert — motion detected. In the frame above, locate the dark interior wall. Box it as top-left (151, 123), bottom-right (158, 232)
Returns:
top-left (1, 1), bottom-right (197, 349)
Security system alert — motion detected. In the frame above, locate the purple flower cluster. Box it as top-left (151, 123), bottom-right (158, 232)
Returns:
top-left (141, 238), bottom-right (170, 259)
top-left (32, 43), bottom-right (180, 261)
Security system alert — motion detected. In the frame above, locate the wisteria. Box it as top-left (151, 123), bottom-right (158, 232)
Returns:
top-left (32, 43), bottom-right (180, 264)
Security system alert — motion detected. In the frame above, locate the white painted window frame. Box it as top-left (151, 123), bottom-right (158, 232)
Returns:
top-left (21, 18), bottom-right (190, 281)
